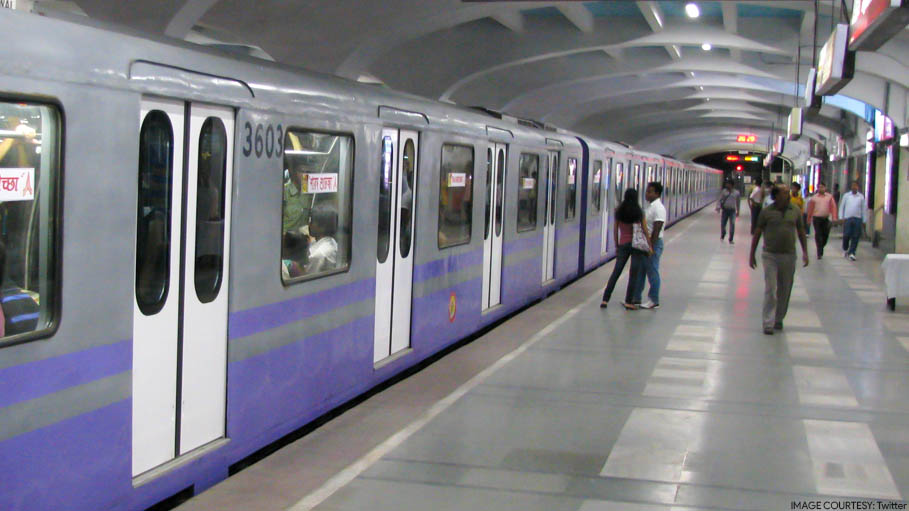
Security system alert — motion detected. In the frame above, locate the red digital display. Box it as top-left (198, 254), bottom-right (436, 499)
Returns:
top-left (726, 155), bottom-right (740, 161)
top-left (736, 134), bottom-right (757, 143)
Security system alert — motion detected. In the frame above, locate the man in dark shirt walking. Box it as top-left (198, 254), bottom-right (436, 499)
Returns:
top-left (716, 180), bottom-right (740, 244)
top-left (749, 184), bottom-right (809, 335)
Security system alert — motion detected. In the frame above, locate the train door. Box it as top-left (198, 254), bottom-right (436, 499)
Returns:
top-left (133, 98), bottom-right (234, 476)
top-left (374, 129), bottom-right (419, 363)
top-left (600, 158), bottom-right (611, 255)
top-left (542, 151), bottom-right (559, 282)
top-left (482, 143), bottom-right (506, 310)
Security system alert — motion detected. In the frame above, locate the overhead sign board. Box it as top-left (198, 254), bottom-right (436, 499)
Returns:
top-left (787, 107), bottom-right (803, 141)
top-left (804, 68), bottom-right (821, 109)
top-left (0, 0), bottom-right (16, 9)
top-left (816, 24), bottom-right (855, 96)
top-left (736, 134), bottom-right (757, 143)
top-left (849, 0), bottom-right (909, 51)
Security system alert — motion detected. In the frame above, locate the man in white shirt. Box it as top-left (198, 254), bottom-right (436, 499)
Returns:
top-left (633, 181), bottom-right (667, 309)
top-left (838, 181), bottom-right (867, 261)
top-left (748, 178), bottom-right (764, 234)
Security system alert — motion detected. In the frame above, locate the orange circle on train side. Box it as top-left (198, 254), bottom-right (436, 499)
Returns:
top-left (449, 293), bottom-right (457, 323)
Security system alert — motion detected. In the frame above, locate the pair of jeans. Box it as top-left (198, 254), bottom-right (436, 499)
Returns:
top-left (812, 217), bottom-right (831, 256)
top-left (632, 238), bottom-right (663, 304)
top-left (720, 209), bottom-right (736, 241)
top-left (842, 217), bottom-right (862, 256)
top-left (762, 252), bottom-right (796, 329)
top-left (602, 243), bottom-right (645, 304)
top-left (749, 204), bottom-right (762, 234)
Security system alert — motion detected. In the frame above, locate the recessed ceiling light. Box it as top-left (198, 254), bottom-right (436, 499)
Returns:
top-left (698, 86), bottom-right (704, 91)
top-left (686, 3), bottom-right (700, 18)
top-left (702, 42), bottom-right (712, 51)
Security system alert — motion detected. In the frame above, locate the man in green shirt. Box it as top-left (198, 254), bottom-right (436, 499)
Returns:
top-left (749, 184), bottom-right (809, 335)
top-left (283, 163), bottom-right (315, 234)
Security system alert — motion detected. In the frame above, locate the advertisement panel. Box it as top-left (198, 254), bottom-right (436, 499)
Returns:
top-left (816, 24), bottom-right (855, 96)
top-left (849, 0), bottom-right (909, 51)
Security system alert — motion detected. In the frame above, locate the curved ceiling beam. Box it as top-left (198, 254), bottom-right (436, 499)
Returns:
top-left (440, 24), bottom-right (788, 102)
top-left (334, 1), bottom-right (554, 80)
top-left (504, 69), bottom-right (784, 116)
top-left (164, 0), bottom-right (221, 38)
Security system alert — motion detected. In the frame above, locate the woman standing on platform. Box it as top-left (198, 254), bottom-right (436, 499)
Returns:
top-left (601, 188), bottom-right (653, 310)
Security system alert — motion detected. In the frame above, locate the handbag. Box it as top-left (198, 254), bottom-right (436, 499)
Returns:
top-left (631, 222), bottom-right (650, 253)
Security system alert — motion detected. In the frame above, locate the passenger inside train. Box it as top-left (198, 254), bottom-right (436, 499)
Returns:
top-left (282, 130), bottom-right (352, 281)
top-left (0, 102), bottom-right (53, 337)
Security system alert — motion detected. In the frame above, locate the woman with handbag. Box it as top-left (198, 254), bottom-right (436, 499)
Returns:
top-left (601, 188), bottom-right (653, 310)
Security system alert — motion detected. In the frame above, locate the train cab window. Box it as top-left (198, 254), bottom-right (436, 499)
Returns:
top-left (281, 130), bottom-right (354, 283)
top-left (565, 157), bottom-right (577, 220)
top-left (517, 153), bottom-right (538, 232)
top-left (591, 160), bottom-right (602, 214)
top-left (438, 143), bottom-right (474, 248)
top-left (0, 101), bottom-right (60, 343)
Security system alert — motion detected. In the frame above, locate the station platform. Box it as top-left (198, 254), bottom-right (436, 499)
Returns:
top-left (177, 209), bottom-right (909, 511)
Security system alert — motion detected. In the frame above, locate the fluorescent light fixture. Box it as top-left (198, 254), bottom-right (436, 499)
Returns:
top-left (686, 2), bottom-right (700, 18)
top-left (701, 42), bottom-right (712, 51)
top-left (698, 86), bottom-right (704, 90)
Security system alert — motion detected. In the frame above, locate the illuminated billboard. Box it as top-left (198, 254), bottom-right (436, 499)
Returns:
top-left (850, 0), bottom-right (909, 51)
top-left (816, 24), bottom-right (855, 96)
top-left (787, 107), bottom-right (803, 141)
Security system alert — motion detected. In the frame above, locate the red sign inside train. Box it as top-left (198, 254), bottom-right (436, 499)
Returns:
top-left (736, 135), bottom-right (757, 143)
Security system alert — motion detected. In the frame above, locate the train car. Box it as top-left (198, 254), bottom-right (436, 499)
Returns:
top-left (0, 11), bottom-right (615, 511)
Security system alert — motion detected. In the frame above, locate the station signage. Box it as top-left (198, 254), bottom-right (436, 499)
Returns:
top-left (816, 24), bottom-right (855, 96)
top-left (787, 107), bottom-right (803, 141)
top-left (0, 168), bottom-right (34, 201)
top-left (849, 0), bottom-right (909, 51)
top-left (300, 173), bottom-right (338, 194)
top-left (0, 0), bottom-right (16, 9)
top-left (447, 172), bottom-right (467, 188)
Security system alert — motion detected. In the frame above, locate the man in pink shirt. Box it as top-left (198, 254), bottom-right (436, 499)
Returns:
top-left (805, 182), bottom-right (838, 259)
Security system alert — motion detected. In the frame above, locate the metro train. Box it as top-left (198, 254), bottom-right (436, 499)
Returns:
top-left (0, 12), bottom-right (722, 511)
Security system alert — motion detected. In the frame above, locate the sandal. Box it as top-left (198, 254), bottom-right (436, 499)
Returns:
top-left (600, 301), bottom-right (608, 309)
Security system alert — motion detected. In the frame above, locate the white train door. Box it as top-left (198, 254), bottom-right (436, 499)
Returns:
top-left (374, 129), bottom-right (419, 363)
top-left (482, 143), bottom-right (506, 310)
top-left (600, 158), bottom-right (611, 255)
top-left (133, 98), bottom-right (234, 476)
top-left (542, 151), bottom-right (558, 282)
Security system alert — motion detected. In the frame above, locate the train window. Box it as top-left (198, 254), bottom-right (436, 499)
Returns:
top-left (517, 153), bottom-right (538, 232)
top-left (438, 143), bottom-right (474, 248)
top-left (0, 101), bottom-right (60, 343)
top-left (137, 110), bottom-right (173, 316)
top-left (281, 129), bottom-right (354, 283)
top-left (378, 136), bottom-right (393, 263)
top-left (399, 139), bottom-right (415, 258)
top-left (484, 148), bottom-right (492, 240)
top-left (565, 157), bottom-right (577, 220)
top-left (194, 117), bottom-right (228, 303)
top-left (615, 162), bottom-right (624, 200)
top-left (591, 160), bottom-right (602, 214)
top-left (495, 148), bottom-right (505, 236)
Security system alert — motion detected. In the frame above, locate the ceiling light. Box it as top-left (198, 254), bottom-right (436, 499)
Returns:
top-left (701, 42), bottom-right (712, 51)
top-left (686, 3), bottom-right (700, 18)
top-left (698, 86), bottom-right (704, 91)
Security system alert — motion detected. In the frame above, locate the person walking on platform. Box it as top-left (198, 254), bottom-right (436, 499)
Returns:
top-left (790, 182), bottom-right (807, 234)
top-left (749, 184), bottom-right (809, 335)
top-left (601, 188), bottom-right (652, 311)
top-left (632, 182), bottom-right (666, 310)
top-left (748, 178), bottom-right (764, 235)
top-left (806, 182), bottom-right (837, 259)
top-left (716, 180), bottom-right (740, 244)
top-left (838, 181), bottom-right (867, 261)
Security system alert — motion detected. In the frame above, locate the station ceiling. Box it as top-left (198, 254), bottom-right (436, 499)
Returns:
top-left (39, 0), bottom-right (909, 164)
